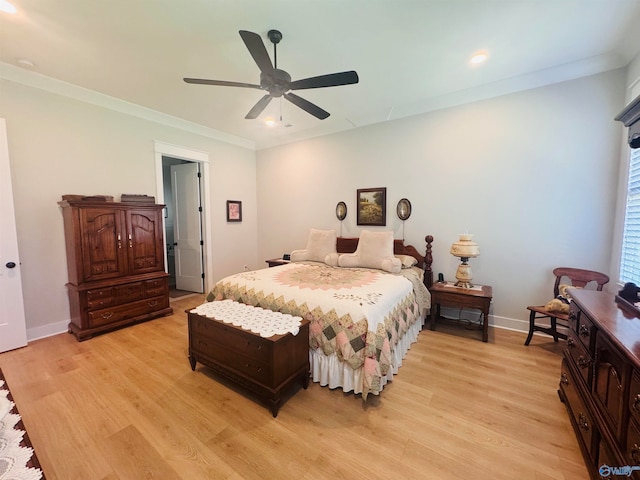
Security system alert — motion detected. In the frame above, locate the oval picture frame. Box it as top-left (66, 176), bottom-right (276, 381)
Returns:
top-left (336, 201), bottom-right (347, 221)
top-left (396, 198), bottom-right (412, 221)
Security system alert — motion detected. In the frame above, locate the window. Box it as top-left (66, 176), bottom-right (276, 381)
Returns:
top-left (620, 147), bottom-right (640, 283)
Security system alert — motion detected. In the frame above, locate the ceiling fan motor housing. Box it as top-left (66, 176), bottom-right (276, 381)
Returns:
top-left (260, 69), bottom-right (291, 97)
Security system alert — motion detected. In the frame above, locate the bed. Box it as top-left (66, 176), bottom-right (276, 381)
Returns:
top-left (202, 230), bottom-right (434, 399)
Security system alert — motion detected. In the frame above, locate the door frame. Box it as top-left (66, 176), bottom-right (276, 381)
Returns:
top-left (154, 141), bottom-right (212, 293)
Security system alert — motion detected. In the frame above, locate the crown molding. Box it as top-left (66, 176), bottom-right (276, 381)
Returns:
top-left (0, 62), bottom-right (255, 150)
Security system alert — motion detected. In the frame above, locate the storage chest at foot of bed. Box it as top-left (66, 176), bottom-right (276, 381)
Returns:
top-left (187, 310), bottom-right (310, 417)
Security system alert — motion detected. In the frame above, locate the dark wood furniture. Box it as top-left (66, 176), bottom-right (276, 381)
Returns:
top-left (188, 310), bottom-right (310, 417)
top-left (265, 258), bottom-right (289, 267)
top-left (559, 289), bottom-right (640, 479)
top-left (525, 267), bottom-right (609, 346)
top-left (429, 282), bottom-right (492, 342)
top-left (616, 94), bottom-right (640, 149)
top-left (59, 197), bottom-right (172, 340)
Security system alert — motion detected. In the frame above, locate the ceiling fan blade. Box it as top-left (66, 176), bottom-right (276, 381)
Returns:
top-left (239, 30), bottom-right (274, 73)
top-left (184, 78), bottom-right (262, 89)
top-left (284, 93), bottom-right (330, 120)
top-left (245, 95), bottom-right (273, 119)
top-left (289, 71), bottom-right (359, 90)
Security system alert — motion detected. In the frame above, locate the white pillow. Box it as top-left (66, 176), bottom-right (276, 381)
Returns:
top-left (290, 228), bottom-right (338, 266)
top-left (338, 230), bottom-right (401, 273)
top-left (396, 254), bottom-right (418, 269)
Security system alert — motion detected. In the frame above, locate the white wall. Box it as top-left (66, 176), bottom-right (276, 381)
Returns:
top-left (256, 69), bottom-right (626, 330)
top-left (0, 80), bottom-right (258, 339)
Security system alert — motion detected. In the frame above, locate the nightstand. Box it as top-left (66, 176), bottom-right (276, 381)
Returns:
top-left (429, 281), bottom-right (493, 342)
top-left (265, 258), bottom-right (290, 267)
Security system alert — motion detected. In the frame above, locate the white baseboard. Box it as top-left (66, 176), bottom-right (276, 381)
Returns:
top-left (27, 320), bottom-right (69, 342)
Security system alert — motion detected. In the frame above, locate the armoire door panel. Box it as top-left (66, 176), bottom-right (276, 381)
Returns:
top-left (80, 208), bottom-right (127, 281)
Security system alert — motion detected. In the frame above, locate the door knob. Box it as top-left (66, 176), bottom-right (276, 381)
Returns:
top-left (5, 262), bottom-right (16, 268)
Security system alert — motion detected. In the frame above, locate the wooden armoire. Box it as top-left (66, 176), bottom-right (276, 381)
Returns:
top-left (59, 196), bottom-right (173, 340)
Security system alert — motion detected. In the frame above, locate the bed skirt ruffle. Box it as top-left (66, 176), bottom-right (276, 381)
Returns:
top-left (309, 313), bottom-right (425, 395)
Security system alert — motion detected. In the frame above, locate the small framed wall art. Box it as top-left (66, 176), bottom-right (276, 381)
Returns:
top-left (226, 200), bottom-right (242, 222)
top-left (357, 187), bottom-right (386, 226)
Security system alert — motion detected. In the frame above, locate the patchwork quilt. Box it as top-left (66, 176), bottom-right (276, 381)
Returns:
top-left (206, 262), bottom-right (430, 398)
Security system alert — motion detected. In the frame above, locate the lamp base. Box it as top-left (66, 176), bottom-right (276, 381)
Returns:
top-left (454, 262), bottom-right (474, 289)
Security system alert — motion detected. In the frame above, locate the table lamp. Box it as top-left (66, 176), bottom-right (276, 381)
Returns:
top-left (450, 234), bottom-right (480, 288)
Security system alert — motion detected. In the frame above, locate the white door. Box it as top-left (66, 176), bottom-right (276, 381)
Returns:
top-left (0, 118), bottom-right (27, 352)
top-left (171, 163), bottom-right (204, 293)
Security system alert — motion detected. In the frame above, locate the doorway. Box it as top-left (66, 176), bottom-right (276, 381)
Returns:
top-left (154, 141), bottom-right (213, 298)
top-left (162, 156), bottom-right (205, 298)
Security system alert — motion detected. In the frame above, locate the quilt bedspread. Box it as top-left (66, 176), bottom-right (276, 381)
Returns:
top-left (206, 262), bottom-right (424, 398)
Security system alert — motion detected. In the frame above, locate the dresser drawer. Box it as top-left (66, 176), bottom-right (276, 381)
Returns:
top-left (144, 278), bottom-right (168, 297)
top-left (86, 287), bottom-right (115, 310)
top-left (630, 371), bottom-right (640, 428)
top-left (575, 311), bottom-right (596, 352)
top-left (88, 295), bottom-right (169, 327)
top-left (189, 316), bottom-right (272, 364)
top-left (115, 282), bottom-right (144, 303)
top-left (566, 331), bottom-right (592, 387)
top-left (560, 358), bottom-right (596, 464)
top-left (624, 417), bottom-right (640, 479)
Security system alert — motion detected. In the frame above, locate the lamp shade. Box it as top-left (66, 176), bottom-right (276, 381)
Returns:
top-left (450, 234), bottom-right (480, 259)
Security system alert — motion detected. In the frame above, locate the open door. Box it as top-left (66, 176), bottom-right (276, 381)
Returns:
top-left (171, 162), bottom-right (204, 293)
top-left (0, 118), bottom-right (27, 352)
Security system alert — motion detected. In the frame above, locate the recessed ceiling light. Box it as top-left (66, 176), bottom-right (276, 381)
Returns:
top-left (470, 51), bottom-right (488, 65)
top-left (264, 118), bottom-right (276, 127)
top-left (0, 1), bottom-right (17, 14)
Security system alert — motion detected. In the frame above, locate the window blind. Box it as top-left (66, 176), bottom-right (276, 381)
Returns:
top-left (621, 147), bottom-right (640, 283)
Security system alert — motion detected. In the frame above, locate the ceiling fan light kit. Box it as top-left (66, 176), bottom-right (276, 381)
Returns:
top-left (184, 29), bottom-right (359, 121)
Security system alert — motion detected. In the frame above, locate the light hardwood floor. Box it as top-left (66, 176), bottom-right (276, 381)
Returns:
top-left (0, 296), bottom-right (588, 480)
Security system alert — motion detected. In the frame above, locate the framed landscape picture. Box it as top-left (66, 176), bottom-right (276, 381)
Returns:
top-left (226, 200), bottom-right (242, 222)
top-left (357, 187), bottom-right (386, 226)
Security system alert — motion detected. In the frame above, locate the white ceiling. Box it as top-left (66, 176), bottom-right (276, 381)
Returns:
top-left (1, 1), bottom-right (640, 150)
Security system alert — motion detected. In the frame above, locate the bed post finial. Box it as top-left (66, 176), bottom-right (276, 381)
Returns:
top-left (424, 235), bottom-right (434, 288)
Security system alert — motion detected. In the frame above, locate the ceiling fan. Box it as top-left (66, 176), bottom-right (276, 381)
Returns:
top-left (184, 29), bottom-right (359, 120)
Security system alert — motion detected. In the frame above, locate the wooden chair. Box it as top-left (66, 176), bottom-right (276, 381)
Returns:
top-left (524, 267), bottom-right (609, 346)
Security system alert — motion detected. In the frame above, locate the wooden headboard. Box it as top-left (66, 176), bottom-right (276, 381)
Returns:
top-left (336, 235), bottom-right (434, 288)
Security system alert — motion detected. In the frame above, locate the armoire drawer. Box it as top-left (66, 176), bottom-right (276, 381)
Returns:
top-left (88, 295), bottom-right (169, 328)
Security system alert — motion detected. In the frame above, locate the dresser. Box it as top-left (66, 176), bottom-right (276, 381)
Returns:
top-left (559, 289), bottom-right (640, 479)
top-left (188, 310), bottom-right (310, 417)
top-left (59, 197), bottom-right (173, 340)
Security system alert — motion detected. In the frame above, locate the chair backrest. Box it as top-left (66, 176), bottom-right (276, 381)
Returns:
top-left (552, 267), bottom-right (610, 297)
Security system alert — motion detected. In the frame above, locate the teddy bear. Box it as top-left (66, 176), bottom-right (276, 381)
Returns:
top-left (544, 284), bottom-right (580, 314)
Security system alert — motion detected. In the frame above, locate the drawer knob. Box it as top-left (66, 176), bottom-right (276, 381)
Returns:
top-left (633, 394), bottom-right (640, 412)
top-left (568, 311), bottom-right (576, 320)
top-left (102, 312), bottom-right (113, 320)
top-left (567, 337), bottom-right (575, 347)
top-left (578, 356), bottom-right (589, 369)
top-left (560, 372), bottom-right (569, 385)
top-left (148, 300), bottom-right (158, 307)
top-left (578, 413), bottom-right (589, 432)
top-left (579, 324), bottom-right (589, 336)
